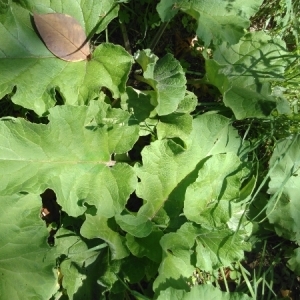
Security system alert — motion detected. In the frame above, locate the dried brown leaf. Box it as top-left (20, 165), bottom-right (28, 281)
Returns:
top-left (33, 13), bottom-right (90, 62)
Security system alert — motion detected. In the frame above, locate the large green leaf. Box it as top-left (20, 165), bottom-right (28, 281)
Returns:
top-left (212, 32), bottom-right (289, 81)
top-left (157, 285), bottom-right (254, 300)
top-left (157, 0), bottom-right (263, 45)
top-left (135, 114), bottom-right (243, 226)
top-left (0, 101), bottom-right (138, 217)
top-left (206, 32), bottom-right (291, 119)
top-left (184, 153), bottom-right (247, 226)
top-left (267, 135), bottom-right (300, 243)
top-left (0, 193), bottom-right (57, 299)
top-left (0, 1), bottom-right (130, 115)
top-left (135, 50), bottom-right (186, 116)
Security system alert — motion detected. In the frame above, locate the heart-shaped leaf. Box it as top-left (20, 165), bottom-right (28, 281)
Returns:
top-left (33, 13), bottom-right (90, 62)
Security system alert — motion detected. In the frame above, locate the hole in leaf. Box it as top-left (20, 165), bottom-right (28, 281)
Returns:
top-left (126, 192), bottom-right (143, 212)
top-left (77, 199), bottom-right (85, 207)
top-left (170, 137), bottom-right (186, 149)
top-left (128, 135), bottom-right (151, 162)
top-left (60, 214), bottom-right (84, 232)
top-left (54, 88), bottom-right (65, 106)
top-left (40, 189), bottom-right (61, 246)
top-left (84, 203), bottom-right (97, 216)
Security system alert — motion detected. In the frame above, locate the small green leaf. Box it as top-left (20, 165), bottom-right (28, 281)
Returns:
top-left (85, 100), bottom-right (140, 154)
top-left (126, 230), bottom-right (163, 262)
top-left (123, 87), bottom-right (155, 122)
top-left (54, 228), bottom-right (106, 299)
top-left (115, 214), bottom-right (153, 238)
top-left (212, 32), bottom-right (289, 80)
top-left (0, 0), bottom-right (9, 15)
top-left (81, 215), bottom-right (129, 260)
top-left (287, 248), bottom-right (300, 275)
top-left (134, 49), bottom-right (158, 73)
top-left (153, 224), bottom-right (195, 293)
top-left (193, 226), bottom-right (251, 272)
top-left (157, 113), bottom-right (193, 142)
top-left (154, 222), bottom-right (250, 292)
top-left (176, 91), bottom-right (198, 114)
top-left (122, 255), bottom-right (153, 283)
top-left (135, 50), bottom-right (186, 116)
top-left (97, 251), bottom-right (123, 292)
top-left (83, 43), bottom-right (133, 101)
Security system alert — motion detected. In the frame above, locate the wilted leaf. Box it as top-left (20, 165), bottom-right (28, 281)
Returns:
top-left (33, 13), bottom-right (90, 62)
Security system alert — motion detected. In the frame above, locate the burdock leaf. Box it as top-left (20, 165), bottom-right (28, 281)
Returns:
top-left (0, 101), bottom-right (138, 218)
top-left (0, 1), bottom-right (126, 115)
top-left (33, 13), bottom-right (90, 62)
top-left (157, 0), bottom-right (263, 46)
top-left (0, 193), bottom-right (57, 299)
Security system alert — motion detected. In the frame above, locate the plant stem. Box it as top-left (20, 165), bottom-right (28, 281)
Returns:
top-left (148, 21), bottom-right (169, 51)
top-left (120, 21), bottom-right (132, 54)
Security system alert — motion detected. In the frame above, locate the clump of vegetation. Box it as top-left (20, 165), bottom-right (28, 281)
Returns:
top-left (0, 0), bottom-right (300, 299)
